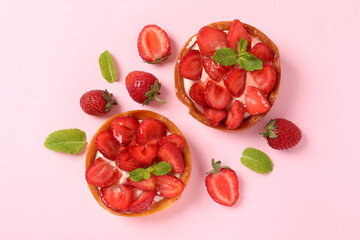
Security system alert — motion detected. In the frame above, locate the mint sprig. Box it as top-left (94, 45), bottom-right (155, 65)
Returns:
top-left (129, 162), bottom-right (172, 182)
top-left (44, 129), bottom-right (87, 154)
top-left (240, 147), bottom-right (273, 174)
top-left (99, 50), bottom-right (116, 83)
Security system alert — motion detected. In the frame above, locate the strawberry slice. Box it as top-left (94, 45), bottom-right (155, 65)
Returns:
top-left (95, 130), bottom-right (120, 160)
top-left (227, 19), bottom-right (252, 52)
top-left (157, 134), bottom-right (184, 149)
top-left (157, 142), bottom-right (184, 174)
top-left (136, 118), bottom-right (167, 144)
top-left (100, 184), bottom-right (133, 211)
top-left (115, 149), bottom-right (142, 172)
top-left (129, 144), bottom-right (158, 165)
top-left (250, 63), bottom-right (276, 94)
top-left (155, 175), bottom-right (184, 198)
top-left (128, 190), bottom-right (156, 213)
top-left (244, 86), bottom-right (270, 115)
top-left (225, 100), bottom-right (245, 129)
top-left (205, 80), bottom-right (232, 109)
top-left (189, 81), bottom-right (208, 107)
top-left (249, 43), bottom-right (274, 63)
top-left (85, 157), bottom-right (120, 187)
top-left (179, 50), bottom-right (203, 81)
top-left (223, 68), bottom-right (247, 97)
top-left (111, 116), bottom-right (139, 145)
top-left (203, 51), bottom-right (233, 82)
top-left (204, 108), bottom-right (227, 126)
top-left (127, 175), bottom-right (156, 191)
top-left (137, 25), bottom-right (171, 64)
top-left (197, 26), bottom-right (227, 56)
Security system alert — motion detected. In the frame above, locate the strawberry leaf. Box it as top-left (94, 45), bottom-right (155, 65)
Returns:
top-left (99, 50), bottom-right (116, 83)
top-left (240, 147), bottom-right (273, 174)
top-left (44, 129), bottom-right (86, 154)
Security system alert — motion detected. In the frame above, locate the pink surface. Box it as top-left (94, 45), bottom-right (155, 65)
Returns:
top-left (1, 0), bottom-right (360, 239)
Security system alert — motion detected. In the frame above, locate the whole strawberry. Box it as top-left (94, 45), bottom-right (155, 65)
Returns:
top-left (125, 71), bottom-right (165, 105)
top-left (80, 89), bottom-right (117, 115)
top-left (261, 118), bottom-right (302, 150)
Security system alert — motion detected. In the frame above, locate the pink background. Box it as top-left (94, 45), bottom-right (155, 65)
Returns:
top-left (1, 0), bottom-right (359, 239)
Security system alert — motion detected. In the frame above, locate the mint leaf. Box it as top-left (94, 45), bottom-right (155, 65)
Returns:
top-left (129, 168), bottom-right (150, 182)
top-left (211, 48), bottom-right (237, 66)
top-left (240, 147), bottom-right (273, 174)
top-left (129, 162), bottom-right (172, 182)
top-left (237, 52), bottom-right (263, 71)
top-left (152, 162), bottom-right (172, 176)
top-left (99, 50), bottom-right (116, 83)
top-left (238, 38), bottom-right (248, 53)
top-left (44, 129), bottom-right (86, 154)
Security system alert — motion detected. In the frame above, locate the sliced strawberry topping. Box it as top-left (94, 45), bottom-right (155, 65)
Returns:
top-left (197, 26), bottom-right (227, 56)
top-left (223, 68), bottom-right (247, 97)
top-left (155, 175), bottom-right (184, 198)
top-left (189, 81), bottom-right (208, 107)
top-left (127, 175), bottom-right (156, 191)
top-left (179, 50), bottom-right (203, 81)
top-left (100, 184), bottom-right (133, 211)
top-left (136, 118), bottom-right (167, 144)
top-left (203, 51), bottom-right (233, 82)
top-left (95, 130), bottom-right (120, 160)
top-left (250, 63), bottom-right (276, 94)
top-left (205, 80), bottom-right (232, 109)
top-left (111, 116), bottom-right (139, 145)
top-left (128, 190), bottom-right (156, 213)
top-left (227, 19), bottom-right (252, 52)
top-left (204, 108), bottom-right (227, 126)
top-left (129, 144), bottom-right (158, 165)
top-left (115, 149), bottom-right (142, 172)
top-left (157, 142), bottom-right (184, 174)
top-left (157, 134), bottom-right (184, 149)
top-left (244, 86), bottom-right (270, 115)
top-left (225, 100), bottom-right (245, 129)
top-left (85, 157), bottom-right (120, 187)
top-left (249, 43), bottom-right (274, 63)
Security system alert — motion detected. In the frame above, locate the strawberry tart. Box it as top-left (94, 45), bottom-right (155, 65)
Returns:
top-left (175, 20), bottom-right (281, 130)
top-left (85, 110), bottom-right (191, 216)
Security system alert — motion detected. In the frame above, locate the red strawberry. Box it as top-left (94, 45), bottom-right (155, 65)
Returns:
top-left (223, 68), bottom-right (247, 97)
top-left (249, 43), bottom-right (274, 63)
top-left (189, 81), bottom-right (208, 107)
top-left (250, 63), bottom-right (276, 94)
top-left (127, 175), bottom-right (156, 191)
top-left (85, 157), bottom-right (120, 187)
top-left (80, 89), bottom-right (117, 115)
top-left (203, 51), bottom-right (233, 82)
top-left (197, 26), bottom-right (227, 56)
top-left (95, 130), bottom-right (120, 160)
top-left (100, 184), bottom-right (133, 211)
top-left (205, 159), bottom-right (239, 206)
top-left (157, 142), bottom-right (184, 174)
top-left (204, 108), bottom-right (227, 126)
top-left (157, 134), bottom-right (184, 149)
top-left (129, 144), bottom-right (158, 165)
top-left (128, 190), bottom-right (156, 213)
top-left (205, 80), bottom-right (232, 109)
top-left (225, 100), bottom-right (245, 129)
top-left (227, 19), bottom-right (252, 52)
top-left (125, 71), bottom-right (165, 105)
top-left (137, 25), bottom-right (171, 64)
top-left (179, 50), bottom-right (203, 81)
top-left (244, 86), bottom-right (270, 115)
top-left (261, 118), bottom-right (302, 150)
top-left (115, 149), bottom-right (142, 172)
top-left (136, 118), bottom-right (167, 144)
top-left (111, 116), bottom-right (139, 145)
top-left (155, 175), bottom-right (184, 198)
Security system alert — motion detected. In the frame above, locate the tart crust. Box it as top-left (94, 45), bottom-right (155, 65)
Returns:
top-left (85, 110), bottom-right (192, 217)
top-left (175, 21), bottom-right (281, 131)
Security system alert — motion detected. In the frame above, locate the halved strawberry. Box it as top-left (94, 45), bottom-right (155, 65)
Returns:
top-left (157, 142), bottom-right (184, 174)
top-left (179, 50), bottom-right (203, 81)
top-left (85, 157), bottom-right (120, 187)
top-left (137, 25), bottom-right (171, 64)
top-left (223, 68), bottom-right (247, 97)
top-left (157, 134), bottom-right (184, 149)
top-left (115, 149), bottom-right (142, 172)
top-left (111, 116), bottom-right (139, 145)
top-left (225, 100), bottom-right (245, 129)
top-left (189, 81), bottom-right (208, 107)
top-left (203, 51), bottom-right (233, 82)
top-left (227, 19), bottom-right (252, 52)
top-left (95, 130), bottom-right (120, 160)
top-left (205, 80), bottom-right (232, 109)
top-left (100, 184), bottom-right (133, 211)
top-left (204, 108), bottom-right (227, 126)
top-left (197, 26), bottom-right (227, 56)
top-left (127, 175), bottom-right (156, 191)
top-left (128, 190), bottom-right (156, 213)
top-left (136, 118), bottom-right (167, 144)
top-left (249, 43), bottom-right (274, 63)
top-left (244, 86), bottom-right (270, 115)
top-left (129, 144), bottom-right (158, 165)
top-left (250, 63), bottom-right (276, 94)
top-left (155, 175), bottom-right (184, 198)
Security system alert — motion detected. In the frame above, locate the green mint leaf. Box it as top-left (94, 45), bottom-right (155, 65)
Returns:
top-left (129, 168), bottom-right (149, 182)
top-left (212, 48), bottom-right (237, 66)
top-left (152, 162), bottom-right (172, 176)
top-left (240, 147), bottom-right (273, 174)
top-left (238, 38), bottom-right (248, 53)
top-left (129, 162), bottom-right (172, 182)
top-left (99, 50), bottom-right (116, 83)
top-left (237, 52), bottom-right (263, 71)
top-left (44, 129), bottom-right (86, 154)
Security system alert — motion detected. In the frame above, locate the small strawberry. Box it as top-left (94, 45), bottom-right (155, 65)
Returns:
top-left (125, 71), bottom-right (165, 105)
top-left (203, 51), bottom-right (233, 82)
top-left (179, 50), bottom-right (203, 80)
top-left (227, 19), bottom-right (252, 52)
top-left (205, 159), bottom-right (239, 206)
top-left (244, 86), bottom-right (270, 115)
top-left (136, 118), bottom-right (167, 144)
top-left (115, 149), bottom-right (142, 172)
top-left (127, 175), bottom-right (156, 191)
top-left (197, 26), bottom-right (227, 56)
top-left (155, 175), bottom-right (184, 198)
top-left (223, 68), bottom-right (247, 97)
top-left (100, 184), bottom-right (133, 212)
top-left (205, 80), bottom-right (232, 109)
top-left (137, 25), bottom-right (171, 64)
top-left (250, 63), bottom-right (276, 94)
top-left (225, 100), bottom-right (245, 129)
top-left (204, 108), bottom-right (227, 126)
top-left (129, 144), bottom-right (158, 165)
top-left (261, 118), bottom-right (302, 150)
top-left (157, 134), bottom-right (184, 149)
top-left (157, 142), bottom-right (184, 174)
top-left (128, 190), bottom-right (156, 213)
top-left (80, 89), bottom-right (117, 115)
top-left (249, 43), bottom-right (274, 63)
top-left (95, 130), bottom-right (120, 160)
top-left (111, 116), bottom-right (139, 145)
top-left (85, 157), bottom-right (120, 187)
top-left (189, 81), bottom-right (208, 107)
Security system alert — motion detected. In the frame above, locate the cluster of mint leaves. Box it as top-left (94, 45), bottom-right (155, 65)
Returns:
top-left (129, 162), bottom-right (172, 182)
